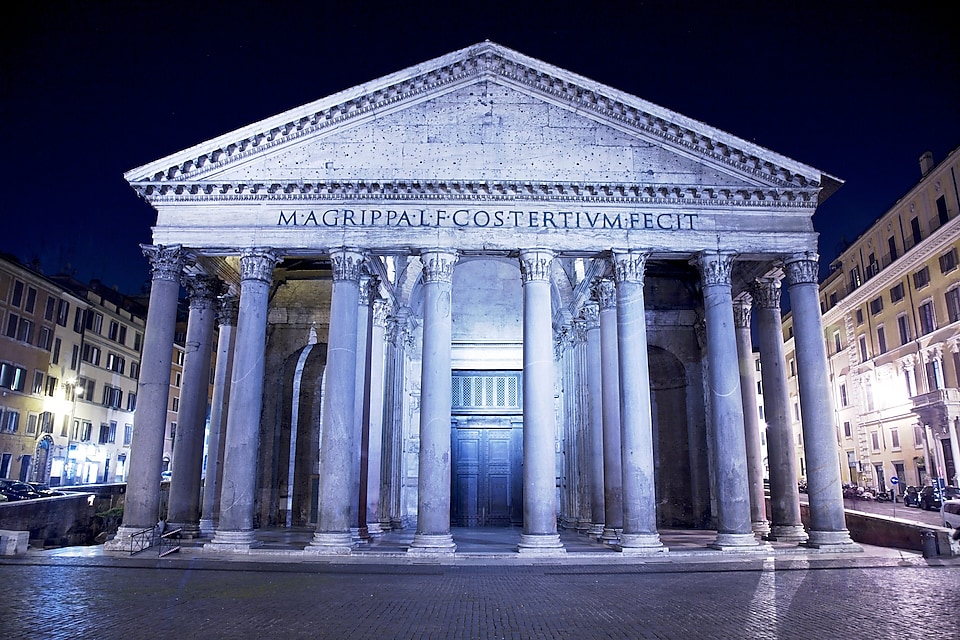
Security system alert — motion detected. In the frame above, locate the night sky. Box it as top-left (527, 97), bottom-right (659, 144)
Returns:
top-left (3, 1), bottom-right (958, 294)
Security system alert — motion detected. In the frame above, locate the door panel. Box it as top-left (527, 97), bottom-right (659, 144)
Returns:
top-left (452, 422), bottom-right (521, 526)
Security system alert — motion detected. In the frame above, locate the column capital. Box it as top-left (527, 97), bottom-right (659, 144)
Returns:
top-left (518, 248), bottom-right (554, 283)
top-left (783, 252), bottom-right (820, 286)
top-left (578, 301), bottom-right (600, 328)
top-left (359, 275), bottom-right (381, 306)
top-left (590, 278), bottom-right (617, 310)
top-left (923, 344), bottom-right (943, 363)
top-left (752, 276), bottom-right (783, 309)
top-left (239, 248), bottom-right (281, 283)
top-left (554, 323), bottom-right (574, 360)
top-left (184, 274), bottom-right (223, 309)
top-left (695, 251), bottom-right (735, 287)
top-left (329, 248), bottom-right (365, 282)
top-left (142, 244), bottom-right (185, 282)
top-left (732, 296), bottom-right (753, 329)
top-left (216, 295), bottom-right (239, 326)
top-left (373, 299), bottom-right (391, 328)
top-left (571, 318), bottom-right (589, 344)
top-left (420, 249), bottom-right (458, 284)
top-left (611, 250), bottom-right (649, 285)
top-left (898, 354), bottom-right (916, 370)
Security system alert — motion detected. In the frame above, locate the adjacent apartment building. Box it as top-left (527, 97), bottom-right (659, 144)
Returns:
top-left (784, 145), bottom-right (960, 494)
top-left (0, 254), bottom-right (190, 486)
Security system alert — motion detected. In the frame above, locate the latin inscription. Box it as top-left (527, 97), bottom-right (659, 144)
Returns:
top-left (276, 209), bottom-right (699, 231)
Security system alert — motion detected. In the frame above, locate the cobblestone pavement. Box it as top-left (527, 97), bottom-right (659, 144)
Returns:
top-left (2, 556), bottom-right (958, 639)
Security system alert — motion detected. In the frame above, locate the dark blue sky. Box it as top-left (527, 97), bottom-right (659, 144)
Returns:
top-left (3, 1), bottom-right (958, 294)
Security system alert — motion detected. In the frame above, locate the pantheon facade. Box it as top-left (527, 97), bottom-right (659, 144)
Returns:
top-left (107, 42), bottom-right (855, 555)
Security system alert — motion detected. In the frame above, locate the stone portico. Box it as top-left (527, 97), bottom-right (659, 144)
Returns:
top-left (106, 42), bottom-right (857, 556)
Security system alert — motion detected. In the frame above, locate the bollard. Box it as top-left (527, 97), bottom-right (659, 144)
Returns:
top-left (921, 530), bottom-right (938, 558)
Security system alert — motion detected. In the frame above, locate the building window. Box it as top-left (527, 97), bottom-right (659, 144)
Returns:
top-left (174, 372), bottom-right (181, 388)
top-left (840, 383), bottom-right (848, 407)
top-left (26, 412), bottom-right (38, 435)
top-left (7, 315), bottom-right (33, 344)
top-left (56, 300), bottom-right (70, 326)
top-left (102, 385), bottom-right (122, 409)
top-left (130, 361), bottom-right (140, 379)
top-left (60, 415), bottom-right (69, 437)
top-left (106, 353), bottom-right (125, 374)
top-left (849, 266), bottom-right (862, 290)
top-left (79, 421), bottom-right (92, 442)
top-left (70, 344), bottom-right (80, 370)
top-left (24, 287), bottom-right (37, 314)
top-left (4, 410), bottom-right (20, 433)
top-left (134, 332), bottom-right (142, 351)
top-left (870, 431), bottom-right (881, 452)
top-left (44, 376), bottom-right (57, 397)
top-left (126, 392), bottom-right (137, 412)
top-left (37, 326), bottom-right (53, 351)
top-left (758, 406), bottom-right (764, 421)
top-left (52, 338), bottom-right (61, 365)
top-left (81, 344), bottom-right (101, 366)
top-left (858, 335), bottom-right (868, 362)
top-left (32, 370), bottom-right (44, 395)
top-left (170, 422), bottom-right (177, 445)
top-left (0, 363), bottom-right (27, 392)
top-left (843, 421), bottom-right (852, 438)
top-left (913, 266), bottom-right (931, 289)
top-left (877, 326), bottom-right (887, 354)
top-left (84, 311), bottom-right (103, 335)
top-left (73, 308), bottom-right (83, 333)
top-left (897, 314), bottom-right (911, 345)
top-left (888, 235), bottom-right (899, 262)
top-left (793, 402), bottom-right (800, 421)
top-left (834, 331), bottom-right (842, 353)
top-left (44, 296), bottom-right (56, 322)
top-left (124, 424), bottom-right (133, 446)
top-left (890, 283), bottom-right (905, 303)
top-left (914, 425), bottom-right (924, 447)
top-left (946, 288), bottom-right (960, 323)
top-left (936, 195), bottom-right (949, 226)
top-left (891, 428), bottom-right (900, 450)
top-left (77, 377), bottom-right (95, 403)
top-left (171, 397), bottom-right (180, 412)
top-left (789, 358), bottom-right (796, 377)
top-left (939, 247), bottom-right (958, 274)
top-left (855, 308), bottom-right (864, 325)
top-left (176, 350), bottom-right (185, 366)
top-left (918, 301), bottom-right (936, 335)
top-left (11, 280), bottom-right (24, 307)
top-left (869, 296), bottom-right (883, 315)
top-left (911, 217), bottom-right (922, 245)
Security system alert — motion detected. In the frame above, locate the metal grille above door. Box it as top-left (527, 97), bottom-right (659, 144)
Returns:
top-left (451, 371), bottom-right (522, 414)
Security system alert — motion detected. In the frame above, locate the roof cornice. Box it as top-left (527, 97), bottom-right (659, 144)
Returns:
top-left (126, 42), bottom-right (830, 193)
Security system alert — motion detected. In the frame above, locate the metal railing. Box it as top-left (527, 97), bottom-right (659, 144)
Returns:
top-left (128, 525), bottom-right (182, 557)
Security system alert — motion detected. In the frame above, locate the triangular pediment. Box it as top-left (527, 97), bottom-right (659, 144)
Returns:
top-left (126, 42), bottom-right (837, 200)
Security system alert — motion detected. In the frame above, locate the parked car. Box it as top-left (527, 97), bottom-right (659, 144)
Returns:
top-left (0, 479), bottom-right (43, 501)
top-left (27, 482), bottom-right (66, 497)
top-left (903, 485), bottom-right (920, 507)
top-left (942, 499), bottom-right (960, 529)
top-left (918, 485), bottom-right (960, 511)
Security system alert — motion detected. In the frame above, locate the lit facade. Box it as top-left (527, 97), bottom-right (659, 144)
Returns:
top-left (784, 146), bottom-right (960, 493)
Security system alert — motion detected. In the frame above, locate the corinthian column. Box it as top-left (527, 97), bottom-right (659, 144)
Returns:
top-left (200, 294), bottom-right (238, 536)
top-left (579, 303), bottom-right (605, 538)
top-left (753, 276), bottom-right (806, 542)
top-left (206, 249), bottom-right (280, 552)
top-left (696, 251), bottom-right (761, 550)
top-left (408, 249), bottom-right (458, 553)
top-left (592, 276), bottom-right (623, 543)
top-left (307, 248), bottom-right (364, 554)
top-left (106, 245), bottom-right (184, 552)
top-left (612, 251), bottom-right (665, 553)
top-left (167, 274), bottom-right (221, 538)
top-left (784, 253), bottom-right (855, 549)
top-left (517, 248), bottom-right (564, 554)
top-left (732, 296), bottom-right (770, 536)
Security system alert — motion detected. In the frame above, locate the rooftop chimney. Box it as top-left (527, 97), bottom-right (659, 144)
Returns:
top-left (920, 151), bottom-right (935, 176)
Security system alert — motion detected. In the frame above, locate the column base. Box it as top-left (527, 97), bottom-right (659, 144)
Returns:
top-left (379, 519), bottom-right (394, 532)
top-left (517, 533), bottom-right (566, 554)
top-left (204, 529), bottom-right (262, 553)
top-left (751, 519), bottom-right (771, 536)
top-left (103, 525), bottom-right (155, 553)
top-left (615, 532), bottom-right (667, 554)
top-left (587, 523), bottom-right (605, 538)
top-left (600, 527), bottom-right (621, 544)
top-left (576, 518), bottom-right (593, 534)
top-left (408, 533), bottom-right (457, 554)
top-left (803, 529), bottom-right (860, 550)
top-left (366, 522), bottom-right (384, 537)
top-left (167, 522), bottom-right (201, 539)
top-left (765, 524), bottom-right (808, 543)
top-left (198, 518), bottom-right (217, 538)
top-left (305, 531), bottom-right (354, 555)
top-left (709, 532), bottom-right (770, 551)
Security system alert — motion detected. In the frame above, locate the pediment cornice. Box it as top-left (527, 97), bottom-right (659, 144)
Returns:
top-left (131, 178), bottom-right (818, 209)
top-left (126, 42), bottom-right (834, 195)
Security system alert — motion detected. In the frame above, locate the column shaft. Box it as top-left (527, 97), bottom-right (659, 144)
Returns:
top-left (612, 252), bottom-right (664, 552)
top-left (362, 287), bottom-right (388, 536)
top-left (697, 251), bottom-right (759, 550)
top-left (753, 277), bottom-right (807, 542)
top-left (106, 245), bottom-right (184, 551)
top-left (593, 278), bottom-right (623, 542)
top-left (517, 249), bottom-right (564, 553)
top-left (784, 253), bottom-right (854, 548)
top-left (200, 296), bottom-right (238, 536)
top-left (581, 305), bottom-right (605, 537)
top-left (167, 275), bottom-right (220, 537)
top-left (307, 249), bottom-right (364, 554)
top-left (207, 249), bottom-right (279, 551)
top-left (733, 298), bottom-right (770, 535)
top-left (409, 250), bottom-right (458, 553)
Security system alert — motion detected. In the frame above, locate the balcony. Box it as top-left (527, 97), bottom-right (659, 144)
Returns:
top-left (911, 387), bottom-right (960, 438)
